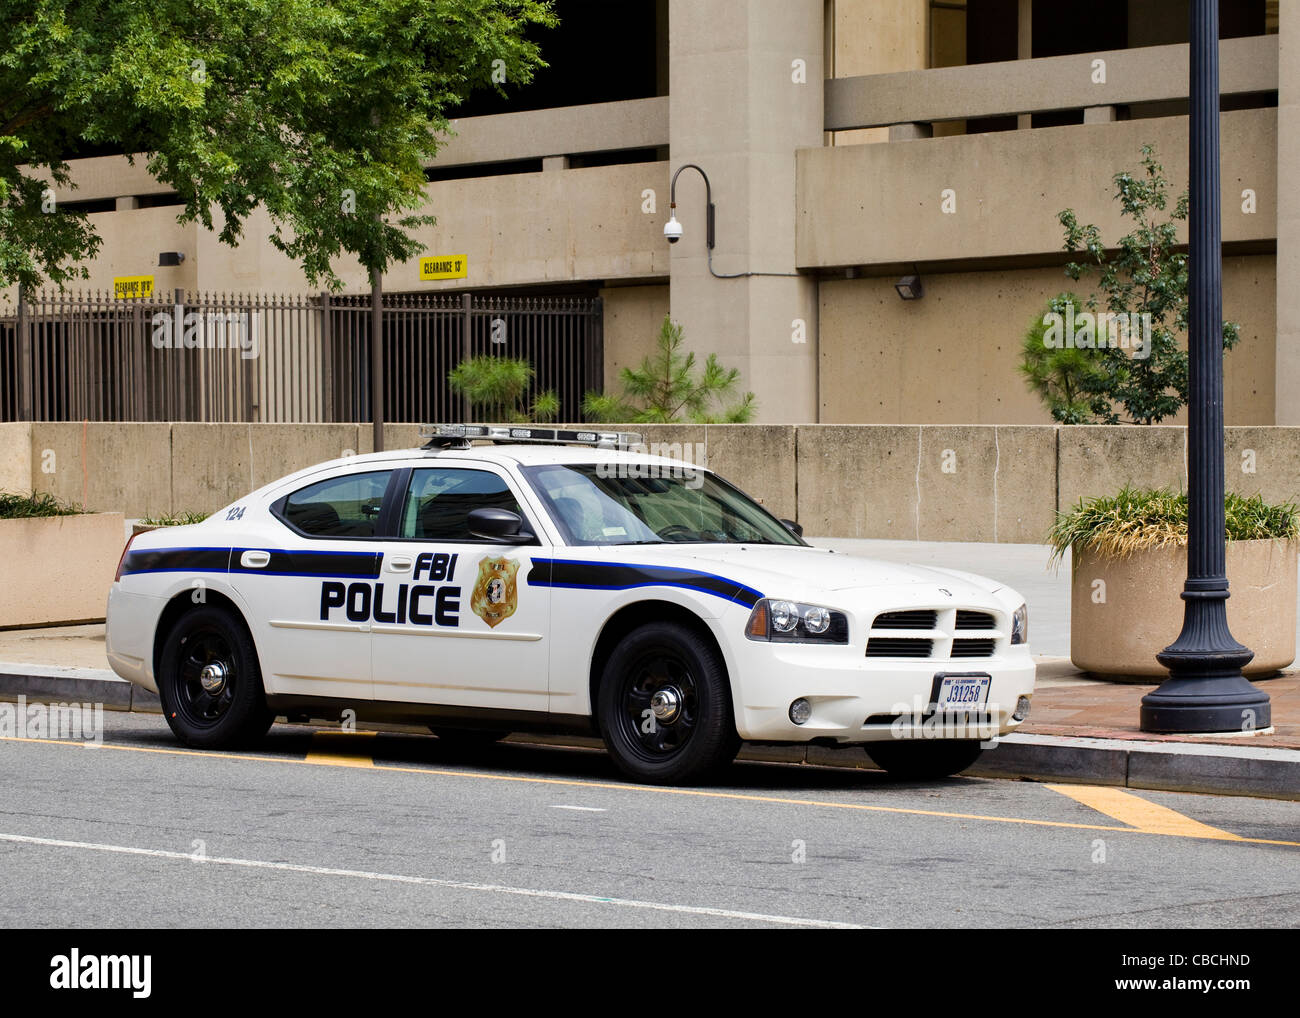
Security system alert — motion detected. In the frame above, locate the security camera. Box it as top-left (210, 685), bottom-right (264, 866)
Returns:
top-left (663, 214), bottom-right (683, 244)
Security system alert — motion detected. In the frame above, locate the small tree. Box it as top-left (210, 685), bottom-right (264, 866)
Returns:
top-left (1052, 144), bottom-right (1239, 424)
top-left (448, 356), bottom-right (558, 422)
top-left (1019, 293), bottom-right (1112, 424)
top-left (583, 316), bottom-right (756, 423)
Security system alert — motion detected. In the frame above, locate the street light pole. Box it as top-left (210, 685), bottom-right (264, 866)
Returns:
top-left (1143, 0), bottom-right (1271, 733)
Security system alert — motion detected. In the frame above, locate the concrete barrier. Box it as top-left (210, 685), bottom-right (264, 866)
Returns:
top-left (29, 422), bottom-right (172, 518)
top-left (10, 421), bottom-right (1300, 542)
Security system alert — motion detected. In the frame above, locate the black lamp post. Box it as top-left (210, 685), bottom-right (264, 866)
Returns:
top-left (1142, 0), bottom-right (1271, 733)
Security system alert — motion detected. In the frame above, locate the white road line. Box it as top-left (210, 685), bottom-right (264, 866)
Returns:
top-left (0, 832), bottom-right (868, 929)
top-left (549, 805), bottom-right (607, 812)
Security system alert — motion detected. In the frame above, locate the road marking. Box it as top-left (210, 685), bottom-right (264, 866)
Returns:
top-left (305, 731), bottom-right (376, 768)
top-left (1046, 784), bottom-right (1247, 841)
top-left (4, 734), bottom-right (1298, 847)
top-left (550, 805), bottom-right (607, 812)
top-left (0, 832), bottom-right (865, 929)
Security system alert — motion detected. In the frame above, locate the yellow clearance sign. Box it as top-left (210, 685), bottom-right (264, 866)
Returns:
top-left (113, 275), bottom-right (155, 299)
top-left (419, 255), bottom-right (468, 281)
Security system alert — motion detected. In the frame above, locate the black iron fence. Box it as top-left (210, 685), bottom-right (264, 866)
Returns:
top-left (0, 288), bottom-right (603, 424)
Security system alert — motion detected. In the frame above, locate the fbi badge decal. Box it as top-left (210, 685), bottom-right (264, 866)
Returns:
top-left (471, 556), bottom-right (520, 628)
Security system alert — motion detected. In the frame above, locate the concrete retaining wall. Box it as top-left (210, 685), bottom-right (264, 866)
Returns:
top-left (5, 422), bottom-right (1300, 542)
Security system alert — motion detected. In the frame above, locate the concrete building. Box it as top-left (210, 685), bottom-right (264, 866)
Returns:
top-left (8, 0), bottom-right (1290, 426)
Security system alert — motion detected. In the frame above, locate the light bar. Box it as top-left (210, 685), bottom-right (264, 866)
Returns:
top-left (419, 423), bottom-right (644, 450)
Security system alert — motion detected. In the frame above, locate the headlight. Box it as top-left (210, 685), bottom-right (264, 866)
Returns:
top-left (1011, 603), bottom-right (1028, 645)
top-left (746, 599), bottom-right (848, 644)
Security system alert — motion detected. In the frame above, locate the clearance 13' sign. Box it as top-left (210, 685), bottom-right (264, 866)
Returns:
top-left (419, 254), bottom-right (468, 280)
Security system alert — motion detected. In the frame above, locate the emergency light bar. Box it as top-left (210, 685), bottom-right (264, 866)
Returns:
top-left (420, 423), bottom-right (644, 450)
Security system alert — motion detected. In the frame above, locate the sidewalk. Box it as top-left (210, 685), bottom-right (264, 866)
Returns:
top-left (2, 538), bottom-right (1298, 799)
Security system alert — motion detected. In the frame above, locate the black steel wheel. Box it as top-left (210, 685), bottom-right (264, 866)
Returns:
top-left (158, 606), bottom-right (273, 748)
top-left (597, 622), bottom-right (739, 785)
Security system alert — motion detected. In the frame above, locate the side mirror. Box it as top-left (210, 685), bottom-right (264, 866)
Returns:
top-left (780, 518), bottom-right (804, 538)
top-left (468, 507), bottom-right (534, 543)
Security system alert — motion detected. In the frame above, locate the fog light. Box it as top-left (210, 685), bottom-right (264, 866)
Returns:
top-left (789, 698), bottom-right (812, 725)
top-left (1012, 695), bottom-right (1031, 721)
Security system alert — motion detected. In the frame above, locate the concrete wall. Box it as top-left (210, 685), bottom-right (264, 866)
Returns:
top-left (798, 109), bottom-right (1277, 268)
top-left (598, 283), bottom-right (671, 392)
top-left (818, 255), bottom-right (1277, 426)
top-left (8, 422), bottom-right (1300, 543)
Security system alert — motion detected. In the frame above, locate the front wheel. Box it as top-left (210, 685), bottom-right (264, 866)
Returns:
top-left (864, 739), bottom-right (984, 780)
top-left (158, 606), bottom-right (273, 749)
top-left (597, 622), bottom-right (739, 785)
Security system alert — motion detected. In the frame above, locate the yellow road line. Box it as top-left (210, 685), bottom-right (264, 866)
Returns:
top-left (304, 731), bottom-right (377, 768)
top-left (1046, 784), bottom-right (1246, 841)
top-left (3, 734), bottom-right (1296, 847)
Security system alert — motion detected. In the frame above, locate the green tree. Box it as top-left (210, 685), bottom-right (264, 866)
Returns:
top-left (0, 0), bottom-right (556, 291)
top-left (583, 315), bottom-right (756, 424)
top-left (1056, 144), bottom-right (1239, 424)
top-left (448, 355), bottom-right (557, 422)
top-left (1019, 293), bottom-right (1112, 424)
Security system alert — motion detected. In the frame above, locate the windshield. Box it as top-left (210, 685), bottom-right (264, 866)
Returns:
top-left (522, 463), bottom-right (804, 546)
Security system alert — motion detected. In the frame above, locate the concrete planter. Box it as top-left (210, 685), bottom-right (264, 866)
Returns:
top-left (1070, 538), bottom-right (1298, 680)
top-left (0, 512), bottom-right (126, 628)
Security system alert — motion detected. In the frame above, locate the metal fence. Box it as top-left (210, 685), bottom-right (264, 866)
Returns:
top-left (0, 288), bottom-right (603, 424)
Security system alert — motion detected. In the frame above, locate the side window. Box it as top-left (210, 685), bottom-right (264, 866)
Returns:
top-left (278, 471), bottom-right (391, 539)
top-left (400, 468), bottom-right (525, 541)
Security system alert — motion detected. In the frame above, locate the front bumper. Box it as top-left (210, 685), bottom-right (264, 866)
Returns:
top-left (728, 638), bottom-right (1036, 743)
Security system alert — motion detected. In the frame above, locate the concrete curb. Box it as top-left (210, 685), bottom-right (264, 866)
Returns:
top-left (2, 667), bottom-right (1296, 801)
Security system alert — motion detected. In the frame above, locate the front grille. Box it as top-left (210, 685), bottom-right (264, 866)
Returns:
top-left (955, 610), bottom-right (997, 630)
top-left (951, 639), bottom-right (996, 658)
top-left (871, 609), bottom-right (937, 630)
top-left (865, 638), bottom-right (933, 658)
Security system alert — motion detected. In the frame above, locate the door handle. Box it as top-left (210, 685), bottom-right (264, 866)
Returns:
top-left (240, 549), bottom-right (271, 569)
top-left (387, 556), bottom-right (413, 572)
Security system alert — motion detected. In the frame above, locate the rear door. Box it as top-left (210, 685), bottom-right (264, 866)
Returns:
top-left (231, 467), bottom-right (395, 701)
top-left (370, 464), bottom-right (552, 713)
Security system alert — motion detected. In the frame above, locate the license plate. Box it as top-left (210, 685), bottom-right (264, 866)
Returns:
top-left (935, 675), bottom-right (990, 712)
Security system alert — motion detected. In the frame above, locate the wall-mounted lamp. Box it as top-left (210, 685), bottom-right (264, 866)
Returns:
top-left (158, 252), bottom-right (186, 266)
top-left (895, 273), bottom-right (924, 300)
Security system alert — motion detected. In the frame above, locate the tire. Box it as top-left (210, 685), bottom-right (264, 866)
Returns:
top-left (596, 622), bottom-right (740, 785)
top-left (429, 727), bottom-right (508, 748)
top-left (864, 739), bottom-right (984, 780)
top-left (158, 606), bottom-right (274, 749)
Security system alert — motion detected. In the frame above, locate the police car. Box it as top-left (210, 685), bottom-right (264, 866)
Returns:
top-left (106, 424), bottom-right (1035, 785)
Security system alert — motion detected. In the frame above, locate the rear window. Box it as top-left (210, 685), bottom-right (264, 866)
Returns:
top-left (277, 471), bottom-right (391, 538)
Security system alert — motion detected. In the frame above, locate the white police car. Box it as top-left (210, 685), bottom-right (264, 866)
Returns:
top-left (106, 424), bottom-right (1035, 784)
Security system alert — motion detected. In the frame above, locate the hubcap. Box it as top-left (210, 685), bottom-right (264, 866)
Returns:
top-left (199, 661), bottom-right (227, 694)
top-left (650, 686), bottom-right (682, 723)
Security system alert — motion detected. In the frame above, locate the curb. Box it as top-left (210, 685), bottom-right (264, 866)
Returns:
top-left (2, 668), bottom-right (1296, 801)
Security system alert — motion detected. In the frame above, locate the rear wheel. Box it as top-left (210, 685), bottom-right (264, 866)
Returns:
top-left (864, 739), bottom-right (984, 780)
top-left (158, 606), bottom-right (273, 749)
top-left (597, 622), bottom-right (739, 785)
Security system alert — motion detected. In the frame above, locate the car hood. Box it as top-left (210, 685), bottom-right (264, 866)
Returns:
top-left (608, 544), bottom-right (1011, 605)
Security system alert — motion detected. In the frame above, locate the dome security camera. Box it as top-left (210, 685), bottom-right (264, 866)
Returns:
top-left (663, 214), bottom-right (683, 244)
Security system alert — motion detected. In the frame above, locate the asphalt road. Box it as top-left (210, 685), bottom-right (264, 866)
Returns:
top-left (3, 712), bottom-right (1299, 929)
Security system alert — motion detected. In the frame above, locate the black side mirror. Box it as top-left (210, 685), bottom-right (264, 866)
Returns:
top-left (780, 518), bottom-right (804, 537)
top-left (468, 507), bottom-right (534, 543)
